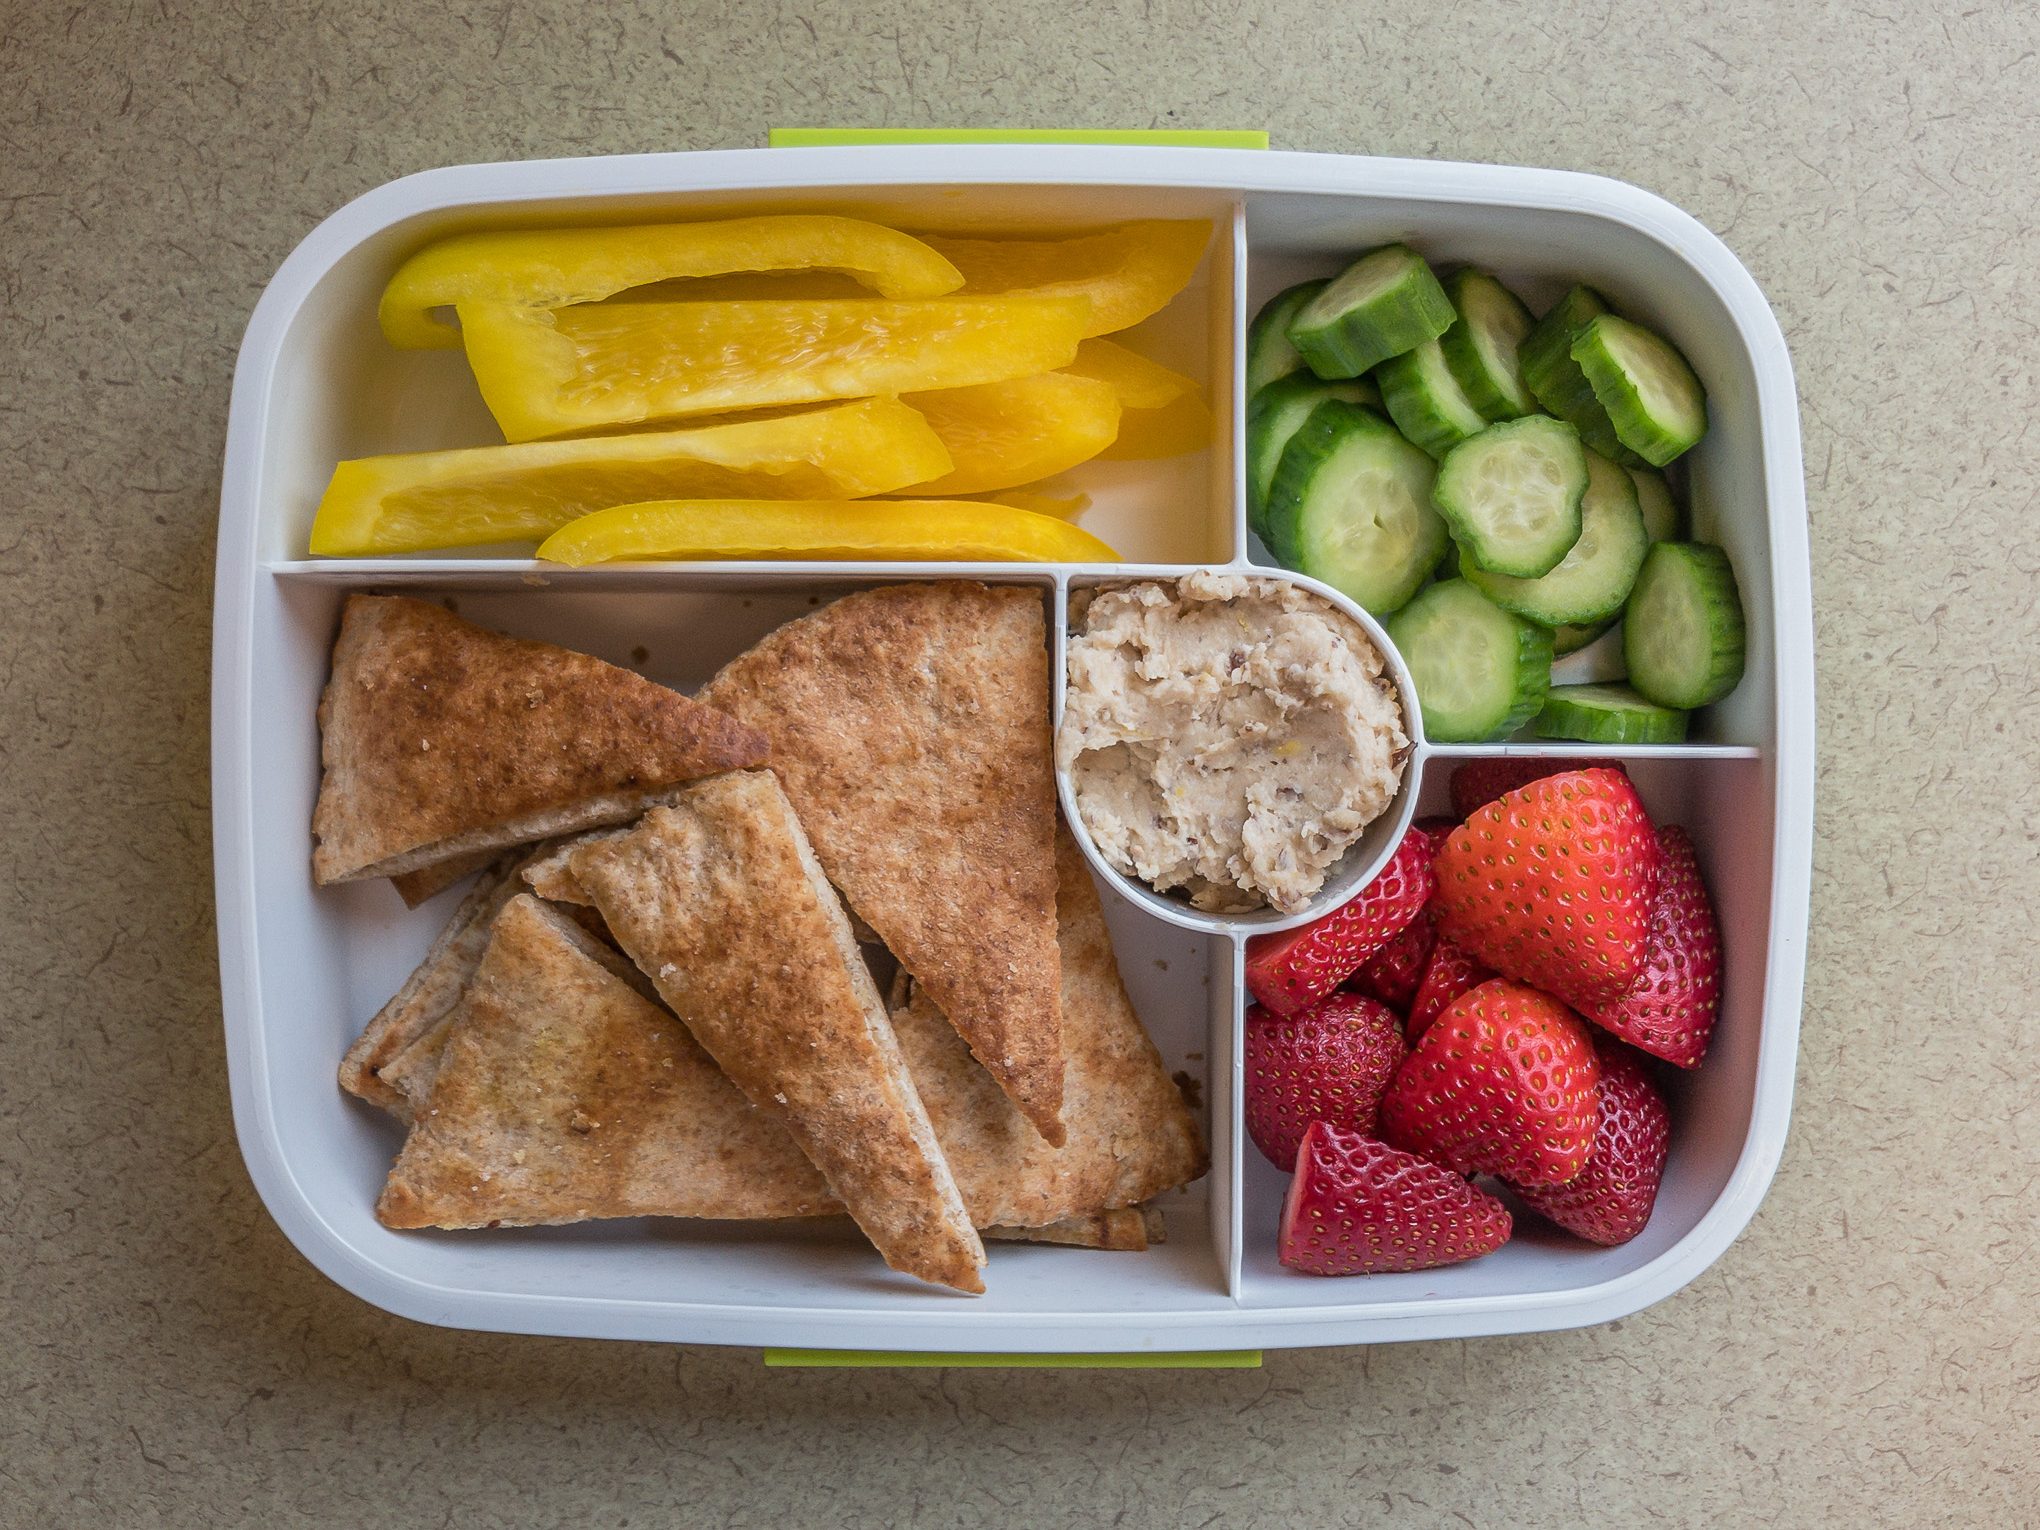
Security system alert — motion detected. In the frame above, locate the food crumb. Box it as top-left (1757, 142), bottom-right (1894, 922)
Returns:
top-left (630, 645), bottom-right (649, 664)
top-left (1172, 1071), bottom-right (1204, 1111)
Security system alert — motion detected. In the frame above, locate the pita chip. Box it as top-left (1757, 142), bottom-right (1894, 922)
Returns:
top-left (378, 896), bottom-right (832, 1229)
top-left (388, 848), bottom-right (499, 908)
top-left (311, 595), bottom-right (768, 884)
top-left (890, 824), bottom-right (1207, 1230)
top-left (984, 1206), bottom-right (1161, 1251)
top-left (698, 581), bottom-right (1065, 1145)
top-left (569, 772), bottom-right (986, 1294)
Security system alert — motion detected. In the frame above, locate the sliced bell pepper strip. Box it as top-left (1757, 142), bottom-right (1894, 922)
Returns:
top-left (965, 489), bottom-right (1092, 519)
top-left (535, 498), bottom-right (1121, 566)
top-left (1063, 338), bottom-right (1198, 410)
top-left (305, 400), bottom-right (951, 556)
top-left (379, 216), bottom-right (963, 348)
top-left (459, 295), bottom-right (1091, 442)
top-left (918, 221), bottom-right (1211, 336)
top-left (1096, 389), bottom-right (1215, 460)
top-left (901, 372), bottom-right (1121, 495)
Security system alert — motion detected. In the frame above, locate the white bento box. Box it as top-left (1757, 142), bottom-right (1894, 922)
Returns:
top-left (213, 145), bottom-right (1813, 1353)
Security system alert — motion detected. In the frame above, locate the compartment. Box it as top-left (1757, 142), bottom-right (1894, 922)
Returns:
top-left (248, 185), bottom-right (1242, 570)
top-left (234, 571), bottom-right (1231, 1338)
top-left (1234, 752), bottom-right (1778, 1329)
top-left (1241, 194), bottom-right (1777, 750)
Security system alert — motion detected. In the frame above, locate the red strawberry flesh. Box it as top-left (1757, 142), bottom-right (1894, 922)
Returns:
top-left (1406, 933), bottom-right (1493, 1042)
top-left (1432, 767), bottom-right (1662, 1008)
top-left (1245, 993), bottom-right (1407, 1170)
top-left (1245, 824), bottom-right (1436, 1016)
top-left (1380, 977), bottom-right (1602, 1186)
top-left (1511, 1040), bottom-right (1670, 1245)
top-left (1348, 910), bottom-right (1435, 1010)
top-left (1278, 1122), bottom-right (1512, 1276)
top-left (1580, 825), bottom-right (1722, 1068)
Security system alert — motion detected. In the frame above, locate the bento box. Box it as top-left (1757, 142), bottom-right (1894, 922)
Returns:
top-left (212, 145), bottom-right (1812, 1352)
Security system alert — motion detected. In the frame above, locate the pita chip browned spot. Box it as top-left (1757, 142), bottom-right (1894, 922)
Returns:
top-left (377, 896), bottom-right (833, 1230)
top-left (311, 595), bottom-right (768, 884)
top-left (569, 773), bottom-right (986, 1295)
top-left (698, 581), bottom-right (1066, 1145)
top-left (890, 823), bottom-right (1207, 1230)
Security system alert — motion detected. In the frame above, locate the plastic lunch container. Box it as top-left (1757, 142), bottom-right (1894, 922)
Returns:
top-left (212, 145), bottom-right (1813, 1353)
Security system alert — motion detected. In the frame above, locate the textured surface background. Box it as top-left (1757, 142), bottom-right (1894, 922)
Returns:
top-left (4, 1), bottom-right (2036, 1524)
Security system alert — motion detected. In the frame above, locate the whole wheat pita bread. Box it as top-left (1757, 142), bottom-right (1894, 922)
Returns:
top-left (698, 582), bottom-right (1065, 1144)
top-left (377, 896), bottom-right (833, 1229)
top-left (312, 595), bottom-right (768, 883)
top-left (890, 824), bottom-right (1207, 1229)
top-left (569, 774), bottom-right (986, 1294)
top-left (389, 848), bottom-right (499, 908)
top-left (984, 1206), bottom-right (1162, 1251)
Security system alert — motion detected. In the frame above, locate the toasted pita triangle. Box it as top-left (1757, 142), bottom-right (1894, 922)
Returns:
top-left (570, 773), bottom-right (986, 1294)
top-left (890, 823), bottom-right (1206, 1229)
top-left (985, 1206), bottom-right (1162, 1251)
top-left (377, 896), bottom-right (832, 1229)
top-left (388, 848), bottom-right (498, 908)
top-left (698, 582), bottom-right (1066, 1144)
top-left (311, 595), bottom-right (768, 883)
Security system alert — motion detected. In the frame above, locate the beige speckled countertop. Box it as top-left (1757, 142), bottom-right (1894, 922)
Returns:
top-left (4, 2), bottom-right (2035, 1524)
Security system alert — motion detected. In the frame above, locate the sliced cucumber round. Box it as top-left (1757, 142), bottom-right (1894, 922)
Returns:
top-left (1573, 314), bottom-right (1708, 466)
top-left (1387, 579), bottom-right (1553, 742)
top-left (1287, 244), bottom-right (1455, 380)
top-left (1628, 465), bottom-right (1685, 543)
top-left (1534, 683), bottom-right (1689, 743)
top-left (1552, 616), bottom-right (1615, 656)
top-left (1440, 269), bottom-right (1536, 420)
top-left (1266, 400), bottom-right (1446, 616)
top-left (1377, 339), bottom-right (1489, 459)
top-left (1432, 415), bottom-right (1588, 578)
top-left (1623, 541), bottom-right (1746, 707)
top-left (1246, 374), bottom-right (1379, 541)
top-left (1463, 449), bottom-right (1649, 626)
top-left (1247, 280), bottom-right (1328, 396)
top-left (1518, 285), bottom-right (1644, 467)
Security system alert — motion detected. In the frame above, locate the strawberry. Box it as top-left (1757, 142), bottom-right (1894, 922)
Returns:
top-left (1579, 825), bottom-right (1722, 1068)
top-left (1379, 978), bottom-right (1601, 1186)
top-left (1405, 933), bottom-right (1493, 1042)
top-left (1279, 1122), bottom-right (1512, 1275)
top-left (1244, 823), bottom-right (1436, 1016)
top-left (1432, 767), bottom-right (1662, 1008)
top-left (1347, 910), bottom-right (1435, 1010)
top-left (1448, 757), bottom-right (1625, 821)
top-left (1245, 994), bottom-right (1406, 1169)
top-left (1511, 1040), bottom-right (1670, 1245)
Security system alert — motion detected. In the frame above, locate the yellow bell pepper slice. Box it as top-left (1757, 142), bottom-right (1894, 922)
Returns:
top-left (459, 296), bottom-right (1091, 442)
top-left (536, 498), bottom-right (1120, 566)
top-left (919, 221), bottom-right (1211, 336)
top-left (1098, 390), bottom-right (1216, 460)
top-left (379, 216), bottom-right (963, 348)
top-left (305, 400), bottom-right (951, 556)
top-left (1063, 338), bottom-right (1198, 410)
top-left (901, 372), bottom-right (1121, 495)
top-left (966, 489), bottom-right (1092, 519)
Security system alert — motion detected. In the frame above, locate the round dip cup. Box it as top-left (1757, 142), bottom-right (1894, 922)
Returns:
top-left (1055, 567), bottom-right (1425, 938)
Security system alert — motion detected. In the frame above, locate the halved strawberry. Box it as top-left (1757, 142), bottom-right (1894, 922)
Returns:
top-left (1348, 911), bottom-right (1435, 1010)
top-left (1245, 994), bottom-right (1406, 1169)
top-left (1448, 757), bottom-right (1625, 821)
top-left (1511, 1039), bottom-right (1670, 1245)
top-left (1432, 767), bottom-right (1662, 1008)
top-left (1278, 1122), bottom-right (1512, 1276)
top-left (1244, 824), bottom-right (1436, 1016)
top-left (1580, 825), bottom-right (1721, 1068)
top-left (1406, 933), bottom-right (1493, 1042)
top-left (1379, 978), bottom-right (1601, 1186)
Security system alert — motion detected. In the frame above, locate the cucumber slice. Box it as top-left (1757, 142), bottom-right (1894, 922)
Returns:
top-left (1628, 465), bottom-right (1685, 542)
top-left (1463, 450), bottom-right (1650, 626)
top-left (1573, 315), bottom-right (1708, 466)
top-left (1266, 401), bottom-right (1447, 615)
top-left (1386, 579), bottom-right (1554, 742)
top-left (1287, 244), bottom-right (1455, 380)
top-left (1432, 415), bottom-right (1588, 578)
top-left (1551, 616), bottom-right (1615, 656)
top-left (1534, 683), bottom-right (1689, 743)
top-left (1440, 269), bottom-right (1536, 420)
top-left (1247, 281), bottom-right (1328, 396)
top-left (1623, 541), bottom-right (1746, 707)
top-left (1246, 374), bottom-right (1379, 541)
top-left (1518, 286), bottom-right (1643, 467)
top-left (1377, 339), bottom-right (1489, 459)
